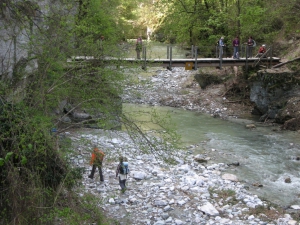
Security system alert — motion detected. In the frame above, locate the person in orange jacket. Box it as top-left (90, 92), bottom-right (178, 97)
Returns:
top-left (88, 146), bottom-right (105, 181)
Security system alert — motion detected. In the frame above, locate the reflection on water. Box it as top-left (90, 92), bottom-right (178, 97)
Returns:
top-left (123, 103), bottom-right (300, 206)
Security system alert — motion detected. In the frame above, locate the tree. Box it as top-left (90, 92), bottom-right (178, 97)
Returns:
top-left (0, 1), bottom-right (180, 223)
top-left (151, 0), bottom-right (288, 57)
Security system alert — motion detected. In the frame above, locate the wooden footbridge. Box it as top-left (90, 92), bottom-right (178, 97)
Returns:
top-left (69, 45), bottom-right (281, 70)
top-left (70, 56), bottom-right (280, 70)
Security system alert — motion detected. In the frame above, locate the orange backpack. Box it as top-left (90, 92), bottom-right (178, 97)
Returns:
top-left (90, 148), bottom-right (105, 165)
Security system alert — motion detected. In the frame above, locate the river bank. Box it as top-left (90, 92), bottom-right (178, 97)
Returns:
top-left (68, 128), bottom-right (297, 225)
top-left (67, 67), bottom-right (300, 224)
top-left (122, 67), bottom-right (254, 120)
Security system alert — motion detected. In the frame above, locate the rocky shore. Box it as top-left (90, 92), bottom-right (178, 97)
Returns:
top-left (68, 129), bottom-right (298, 225)
top-left (122, 67), bottom-right (252, 119)
top-left (67, 67), bottom-right (299, 224)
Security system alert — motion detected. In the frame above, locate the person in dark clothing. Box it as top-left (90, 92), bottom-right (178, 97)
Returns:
top-left (88, 147), bottom-right (105, 181)
top-left (232, 36), bottom-right (239, 59)
top-left (116, 156), bottom-right (128, 193)
top-left (135, 36), bottom-right (142, 59)
top-left (247, 36), bottom-right (254, 58)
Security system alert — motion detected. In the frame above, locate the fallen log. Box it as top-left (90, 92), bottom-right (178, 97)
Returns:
top-left (272, 57), bottom-right (300, 68)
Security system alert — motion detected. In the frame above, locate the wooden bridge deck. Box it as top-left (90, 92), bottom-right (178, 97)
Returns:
top-left (69, 56), bottom-right (281, 68)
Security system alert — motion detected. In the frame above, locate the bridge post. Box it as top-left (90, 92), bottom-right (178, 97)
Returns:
top-left (245, 47), bottom-right (249, 72)
top-left (219, 46), bottom-right (223, 69)
top-left (269, 46), bottom-right (273, 68)
top-left (191, 45), bottom-right (194, 58)
top-left (167, 46), bottom-right (172, 70)
top-left (194, 46), bottom-right (198, 70)
top-left (142, 46), bottom-right (147, 70)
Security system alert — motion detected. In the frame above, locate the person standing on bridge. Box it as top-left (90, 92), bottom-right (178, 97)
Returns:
top-left (232, 36), bottom-right (239, 59)
top-left (218, 36), bottom-right (225, 58)
top-left (246, 36), bottom-right (254, 58)
top-left (136, 36), bottom-right (143, 59)
top-left (96, 35), bottom-right (105, 57)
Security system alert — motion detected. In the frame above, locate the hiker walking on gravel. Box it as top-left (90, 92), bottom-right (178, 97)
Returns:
top-left (116, 156), bottom-right (129, 193)
top-left (88, 146), bottom-right (105, 181)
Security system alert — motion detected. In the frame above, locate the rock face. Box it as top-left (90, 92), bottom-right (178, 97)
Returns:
top-left (250, 69), bottom-right (300, 130)
top-left (0, 1), bottom-right (67, 80)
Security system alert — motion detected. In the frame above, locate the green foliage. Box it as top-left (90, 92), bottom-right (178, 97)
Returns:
top-left (152, 0), bottom-right (291, 48)
top-left (0, 0), bottom-right (183, 224)
top-left (38, 192), bottom-right (114, 225)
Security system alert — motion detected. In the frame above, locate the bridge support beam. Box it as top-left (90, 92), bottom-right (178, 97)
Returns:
top-left (194, 46), bottom-right (198, 70)
top-left (142, 46), bottom-right (147, 70)
top-left (167, 46), bottom-right (172, 70)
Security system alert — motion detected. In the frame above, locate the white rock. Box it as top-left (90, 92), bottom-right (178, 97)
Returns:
top-left (177, 200), bottom-right (186, 206)
top-left (290, 205), bottom-right (300, 209)
top-left (198, 202), bottom-right (219, 216)
top-left (169, 199), bottom-right (175, 204)
top-left (174, 219), bottom-right (184, 225)
top-left (222, 173), bottom-right (238, 182)
top-left (248, 215), bottom-right (255, 220)
top-left (178, 164), bottom-right (190, 172)
top-left (108, 198), bottom-right (115, 204)
top-left (131, 171), bottom-right (147, 180)
top-left (288, 220), bottom-right (297, 225)
top-left (154, 200), bottom-right (168, 206)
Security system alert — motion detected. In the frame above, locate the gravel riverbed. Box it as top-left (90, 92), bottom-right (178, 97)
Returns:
top-left (67, 67), bottom-right (299, 225)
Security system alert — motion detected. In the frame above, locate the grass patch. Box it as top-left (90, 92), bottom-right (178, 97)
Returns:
top-left (248, 205), bottom-right (285, 221)
top-left (209, 188), bottom-right (239, 205)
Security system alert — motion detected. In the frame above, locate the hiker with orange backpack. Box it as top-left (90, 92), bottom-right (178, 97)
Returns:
top-left (88, 146), bottom-right (105, 181)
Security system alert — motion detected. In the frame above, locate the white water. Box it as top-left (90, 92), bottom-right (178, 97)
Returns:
top-left (124, 103), bottom-right (300, 207)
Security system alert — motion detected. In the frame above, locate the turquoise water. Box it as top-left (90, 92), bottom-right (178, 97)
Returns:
top-left (123, 103), bottom-right (300, 207)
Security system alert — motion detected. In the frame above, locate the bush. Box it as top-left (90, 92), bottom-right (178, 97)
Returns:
top-left (0, 99), bottom-right (77, 224)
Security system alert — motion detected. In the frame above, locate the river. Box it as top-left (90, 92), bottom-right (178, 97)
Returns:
top-left (123, 102), bottom-right (300, 208)
top-left (121, 42), bottom-right (300, 207)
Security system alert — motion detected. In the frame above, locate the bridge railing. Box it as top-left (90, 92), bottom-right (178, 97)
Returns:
top-left (119, 41), bottom-right (273, 60)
